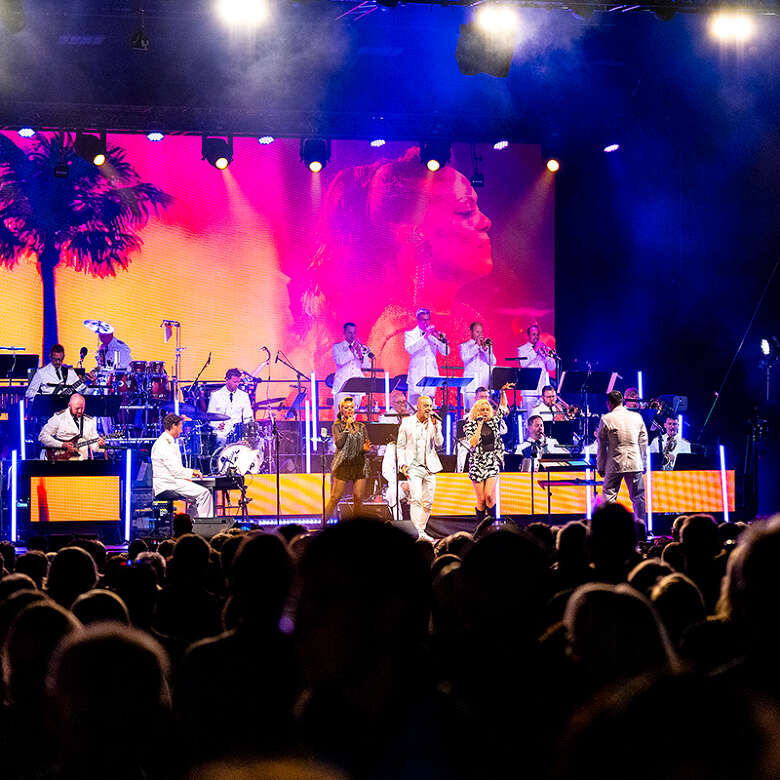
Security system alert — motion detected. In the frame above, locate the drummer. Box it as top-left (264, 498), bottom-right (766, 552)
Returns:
top-left (91, 321), bottom-right (132, 370)
top-left (207, 368), bottom-right (254, 447)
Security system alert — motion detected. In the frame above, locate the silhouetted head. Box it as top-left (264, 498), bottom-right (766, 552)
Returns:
top-left (14, 551), bottom-right (49, 588)
top-left (171, 534), bottom-right (211, 583)
top-left (627, 558), bottom-right (675, 598)
top-left (0, 572), bottom-right (37, 602)
top-left (71, 589), bottom-right (130, 626)
top-left (46, 547), bottom-right (98, 608)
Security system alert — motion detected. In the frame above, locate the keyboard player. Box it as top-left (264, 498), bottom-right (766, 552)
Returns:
top-left (151, 413), bottom-right (214, 517)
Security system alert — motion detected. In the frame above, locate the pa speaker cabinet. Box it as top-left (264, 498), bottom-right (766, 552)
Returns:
top-left (192, 517), bottom-right (235, 539)
top-left (337, 501), bottom-right (394, 523)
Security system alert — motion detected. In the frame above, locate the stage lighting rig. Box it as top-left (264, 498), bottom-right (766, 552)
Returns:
top-left (420, 140), bottom-right (451, 172)
top-left (300, 138), bottom-right (331, 173)
top-left (75, 131), bottom-right (107, 166)
top-left (202, 136), bottom-right (233, 170)
top-left (215, 0), bottom-right (270, 28)
top-left (455, 5), bottom-right (519, 78)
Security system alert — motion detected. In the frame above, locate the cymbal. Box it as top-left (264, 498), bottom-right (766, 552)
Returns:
top-left (83, 319), bottom-right (114, 335)
top-left (253, 397), bottom-right (286, 408)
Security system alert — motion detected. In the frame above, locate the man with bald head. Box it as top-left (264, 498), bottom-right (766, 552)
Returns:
top-left (38, 393), bottom-right (105, 460)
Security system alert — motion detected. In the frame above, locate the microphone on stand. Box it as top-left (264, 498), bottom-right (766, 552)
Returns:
top-left (207, 352), bottom-right (212, 365)
top-left (274, 350), bottom-right (280, 364)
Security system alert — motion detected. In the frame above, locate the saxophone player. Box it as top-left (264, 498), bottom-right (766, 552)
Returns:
top-left (332, 322), bottom-right (373, 414)
top-left (648, 415), bottom-right (691, 470)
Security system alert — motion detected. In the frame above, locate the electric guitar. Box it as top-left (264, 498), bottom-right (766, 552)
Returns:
top-left (45, 435), bottom-right (118, 461)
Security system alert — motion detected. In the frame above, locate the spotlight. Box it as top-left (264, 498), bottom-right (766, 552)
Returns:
top-left (603, 143), bottom-right (620, 153)
top-left (202, 136), bottom-right (233, 169)
top-left (257, 136), bottom-right (275, 145)
top-left (420, 140), bottom-right (451, 172)
top-left (75, 131), bottom-right (107, 166)
top-left (18, 127), bottom-right (35, 138)
top-left (300, 138), bottom-right (331, 173)
top-left (215, 0), bottom-right (270, 28)
top-left (370, 138), bottom-right (386, 148)
top-left (146, 131), bottom-right (164, 142)
top-left (456, 5), bottom-right (519, 78)
top-left (710, 12), bottom-right (756, 43)
top-left (546, 158), bottom-right (560, 173)
top-left (761, 339), bottom-right (771, 356)
top-left (493, 140), bottom-right (509, 150)
top-left (475, 4), bottom-right (519, 34)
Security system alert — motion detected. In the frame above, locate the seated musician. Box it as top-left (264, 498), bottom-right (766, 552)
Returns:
top-left (38, 394), bottom-right (104, 460)
top-left (648, 414), bottom-right (691, 470)
top-left (207, 368), bottom-right (254, 446)
top-left (530, 385), bottom-right (567, 422)
top-left (516, 414), bottom-right (566, 471)
top-left (151, 413), bottom-right (214, 518)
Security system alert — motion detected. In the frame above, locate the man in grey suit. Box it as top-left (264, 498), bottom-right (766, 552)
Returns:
top-left (597, 390), bottom-right (648, 521)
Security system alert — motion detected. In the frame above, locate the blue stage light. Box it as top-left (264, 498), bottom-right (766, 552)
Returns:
top-left (493, 140), bottom-right (509, 150)
top-left (603, 143), bottom-right (620, 153)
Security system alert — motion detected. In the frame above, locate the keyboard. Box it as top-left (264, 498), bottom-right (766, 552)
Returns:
top-left (192, 474), bottom-right (245, 491)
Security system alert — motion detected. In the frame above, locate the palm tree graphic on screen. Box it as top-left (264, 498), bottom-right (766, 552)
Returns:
top-left (0, 132), bottom-right (171, 352)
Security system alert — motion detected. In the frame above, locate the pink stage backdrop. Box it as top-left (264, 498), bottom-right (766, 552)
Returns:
top-left (0, 134), bottom-right (554, 387)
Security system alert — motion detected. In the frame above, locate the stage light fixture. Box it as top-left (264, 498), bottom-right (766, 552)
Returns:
top-left (75, 131), bottom-right (107, 166)
top-left (546, 158), bottom-right (560, 173)
top-left (420, 140), bottom-right (451, 172)
top-left (258, 136), bottom-right (275, 145)
top-left (475, 4), bottom-right (519, 34)
top-left (147, 131), bottom-right (164, 142)
top-left (603, 143), bottom-right (620, 153)
top-left (456, 5), bottom-right (518, 78)
top-left (202, 136), bottom-right (233, 169)
top-left (215, 0), bottom-right (270, 28)
top-left (18, 127), bottom-right (35, 138)
top-left (710, 11), bottom-right (756, 43)
top-left (300, 138), bottom-right (331, 173)
top-left (761, 338), bottom-right (771, 356)
top-left (493, 140), bottom-right (509, 150)
top-left (370, 138), bottom-right (387, 148)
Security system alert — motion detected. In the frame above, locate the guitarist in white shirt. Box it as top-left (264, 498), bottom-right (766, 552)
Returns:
top-left (38, 394), bottom-right (105, 460)
top-left (26, 344), bottom-right (90, 399)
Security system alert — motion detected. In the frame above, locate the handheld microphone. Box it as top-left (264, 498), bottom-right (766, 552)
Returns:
top-left (431, 412), bottom-right (442, 422)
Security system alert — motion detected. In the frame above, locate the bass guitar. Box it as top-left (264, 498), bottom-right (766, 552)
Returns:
top-left (45, 435), bottom-right (118, 461)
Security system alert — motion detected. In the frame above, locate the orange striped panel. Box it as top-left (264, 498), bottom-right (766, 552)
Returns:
top-left (30, 475), bottom-right (121, 522)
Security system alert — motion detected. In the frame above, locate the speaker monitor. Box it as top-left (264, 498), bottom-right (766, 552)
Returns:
top-left (192, 517), bottom-right (236, 539)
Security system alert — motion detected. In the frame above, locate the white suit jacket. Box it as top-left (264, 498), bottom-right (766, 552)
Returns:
top-left (405, 327), bottom-right (449, 396)
top-left (396, 415), bottom-right (444, 473)
top-left (459, 339), bottom-right (496, 395)
top-left (597, 405), bottom-right (648, 475)
top-left (648, 434), bottom-right (692, 468)
top-left (26, 363), bottom-right (84, 399)
top-left (517, 342), bottom-right (555, 397)
top-left (38, 411), bottom-right (101, 460)
top-left (207, 386), bottom-right (254, 437)
top-left (332, 340), bottom-right (371, 396)
top-left (151, 431), bottom-right (195, 496)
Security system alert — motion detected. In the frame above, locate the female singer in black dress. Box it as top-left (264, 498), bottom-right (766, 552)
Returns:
top-left (465, 384), bottom-right (510, 538)
top-left (322, 396), bottom-right (372, 526)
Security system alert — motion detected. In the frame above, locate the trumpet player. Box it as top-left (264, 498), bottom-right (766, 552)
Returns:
top-left (517, 324), bottom-right (557, 414)
top-left (332, 322), bottom-right (373, 414)
top-left (404, 307), bottom-right (449, 406)
top-left (460, 321), bottom-right (497, 410)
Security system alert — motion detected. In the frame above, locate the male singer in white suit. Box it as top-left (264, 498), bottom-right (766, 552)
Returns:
top-left (405, 308), bottom-right (449, 406)
top-left (151, 413), bottom-right (214, 518)
top-left (397, 396), bottom-right (443, 542)
top-left (597, 390), bottom-right (648, 521)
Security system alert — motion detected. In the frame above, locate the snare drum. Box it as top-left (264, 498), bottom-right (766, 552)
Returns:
top-left (212, 442), bottom-right (264, 475)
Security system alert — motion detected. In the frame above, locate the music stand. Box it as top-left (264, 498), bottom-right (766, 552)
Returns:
top-left (416, 376), bottom-right (473, 417)
top-left (341, 376), bottom-right (399, 421)
top-left (30, 394), bottom-right (70, 418)
top-left (364, 423), bottom-right (399, 445)
top-left (84, 395), bottom-right (122, 418)
top-left (284, 389), bottom-right (307, 421)
top-left (543, 419), bottom-right (577, 445)
top-left (558, 370), bottom-right (618, 397)
top-left (0, 354), bottom-right (39, 381)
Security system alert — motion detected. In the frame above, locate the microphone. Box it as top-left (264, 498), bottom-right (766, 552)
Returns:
top-left (79, 347), bottom-right (88, 360)
top-left (431, 412), bottom-right (442, 422)
top-left (274, 350), bottom-right (280, 364)
top-left (436, 332), bottom-right (448, 344)
top-left (207, 352), bottom-right (212, 364)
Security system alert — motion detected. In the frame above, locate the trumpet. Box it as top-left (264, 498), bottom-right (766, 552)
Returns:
top-left (353, 340), bottom-right (375, 360)
top-left (536, 342), bottom-right (560, 360)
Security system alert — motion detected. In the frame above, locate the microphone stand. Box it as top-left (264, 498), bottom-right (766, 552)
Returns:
top-left (276, 350), bottom-right (309, 473)
top-left (320, 428), bottom-right (330, 526)
top-left (272, 415), bottom-right (281, 525)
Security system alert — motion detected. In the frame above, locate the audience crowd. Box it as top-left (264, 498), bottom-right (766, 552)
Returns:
top-left (1, 506), bottom-right (780, 779)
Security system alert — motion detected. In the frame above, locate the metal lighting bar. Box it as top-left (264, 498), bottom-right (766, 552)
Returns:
top-left (310, 373), bottom-right (318, 450)
top-left (645, 445), bottom-right (653, 535)
top-left (384, 370), bottom-right (391, 414)
top-left (305, 400), bottom-right (312, 474)
top-left (637, 370), bottom-right (644, 401)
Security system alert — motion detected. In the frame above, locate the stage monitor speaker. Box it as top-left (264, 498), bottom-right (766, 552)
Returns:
top-left (192, 517), bottom-right (236, 539)
top-left (337, 502), bottom-right (393, 523)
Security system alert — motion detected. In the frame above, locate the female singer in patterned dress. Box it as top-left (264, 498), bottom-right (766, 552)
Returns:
top-left (464, 384), bottom-right (510, 538)
top-left (322, 396), bottom-right (372, 527)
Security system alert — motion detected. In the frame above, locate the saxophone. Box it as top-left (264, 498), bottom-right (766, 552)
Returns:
top-left (662, 435), bottom-right (677, 471)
